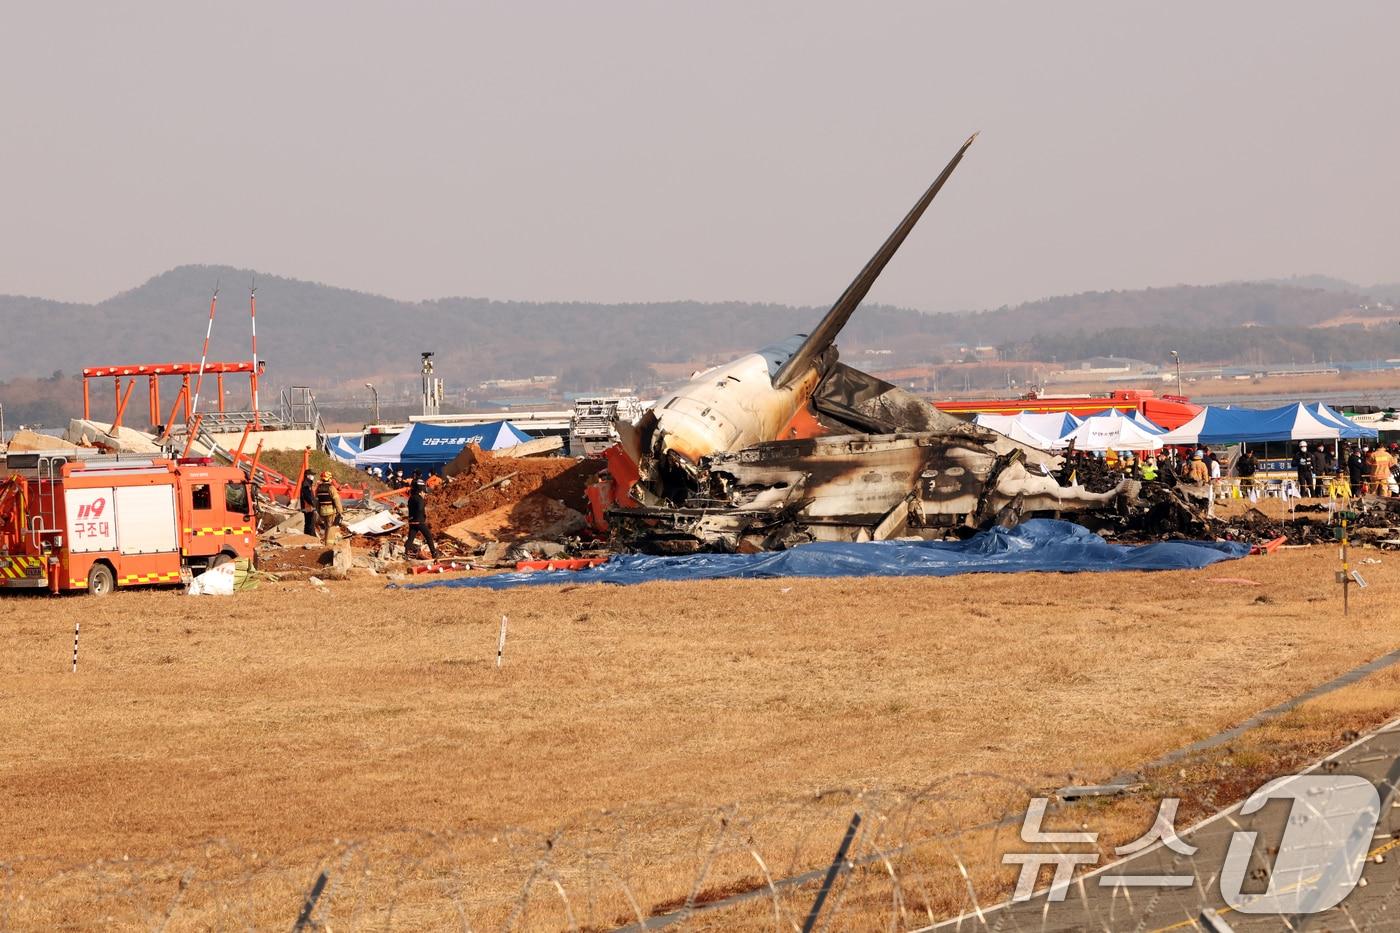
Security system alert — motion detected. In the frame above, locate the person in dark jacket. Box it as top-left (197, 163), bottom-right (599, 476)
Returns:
top-left (298, 471), bottom-right (318, 536)
top-left (1292, 442), bottom-right (1315, 498)
top-left (1347, 445), bottom-right (1365, 496)
top-left (1237, 450), bottom-right (1257, 490)
top-left (404, 473), bottom-right (439, 559)
top-left (1310, 444), bottom-right (1329, 497)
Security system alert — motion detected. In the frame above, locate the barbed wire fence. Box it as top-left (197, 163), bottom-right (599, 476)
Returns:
top-left (6, 727), bottom-right (1400, 932)
top-left (0, 773), bottom-right (1059, 932)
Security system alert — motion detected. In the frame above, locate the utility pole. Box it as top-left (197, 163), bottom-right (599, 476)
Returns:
top-left (0, 402), bottom-right (5, 445)
top-left (1170, 349), bottom-right (1183, 396)
top-left (364, 383), bottom-right (380, 424)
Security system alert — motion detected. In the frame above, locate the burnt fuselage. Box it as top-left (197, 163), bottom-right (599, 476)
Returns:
top-left (608, 133), bottom-right (1135, 553)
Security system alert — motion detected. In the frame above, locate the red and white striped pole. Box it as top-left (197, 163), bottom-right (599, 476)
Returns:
top-left (190, 287), bottom-right (219, 419)
top-left (249, 283), bottom-right (260, 428)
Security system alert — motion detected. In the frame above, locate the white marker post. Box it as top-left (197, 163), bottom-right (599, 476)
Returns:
top-left (71, 620), bottom-right (80, 673)
top-left (497, 614), bottom-right (508, 669)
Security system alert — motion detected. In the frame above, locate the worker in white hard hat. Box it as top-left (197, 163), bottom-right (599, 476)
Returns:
top-left (1292, 442), bottom-right (1315, 498)
top-left (1186, 449), bottom-right (1210, 484)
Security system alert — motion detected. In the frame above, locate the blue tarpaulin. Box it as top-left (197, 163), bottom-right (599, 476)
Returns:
top-left (407, 519), bottom-right (1250, 590)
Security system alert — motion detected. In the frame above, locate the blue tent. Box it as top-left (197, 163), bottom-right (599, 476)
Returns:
top-left (1012, 411), bottom-right (1083, 440)
top-left (1159, 403), bottom-right (1345, 445)
top-left (354, 420), bottom-right (531, 471)
top-left (327, 434), bottom-right (363, 463)
top-left (1307, 403), bottom-right (1378, 440)
top-left (1084, 408), bottom-right (1167, 434)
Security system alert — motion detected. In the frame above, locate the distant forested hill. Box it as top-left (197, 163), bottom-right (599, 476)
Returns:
top-left (982, 283), bottom-right (1400, 364)
top-left (0, 265), bottom-right (955, 389)
top-left (1, 266), bottom-right (1398, 397)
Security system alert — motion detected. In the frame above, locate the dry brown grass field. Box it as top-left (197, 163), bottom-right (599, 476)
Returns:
top-left (4, 546), bottom-right (1400, 930)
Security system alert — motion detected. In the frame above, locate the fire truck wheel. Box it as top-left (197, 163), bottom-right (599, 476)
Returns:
top-left (87, 563), bottom-right (115, 597)
top-left (208, 553), bottom-right (234, 570)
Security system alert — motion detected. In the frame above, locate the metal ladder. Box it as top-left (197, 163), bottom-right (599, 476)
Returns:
top-left (281, 387), bottom-right (328, 451)
top-left (27, 454), bottom-right (67, 551)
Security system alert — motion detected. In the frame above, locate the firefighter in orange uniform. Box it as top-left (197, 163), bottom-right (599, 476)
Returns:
top-left (1186, 450), bottom-right (1210, 485)
top-left (315, 471), bottom-right (344, 544)
top-left (1372, 445), bottom-right (1396, 498)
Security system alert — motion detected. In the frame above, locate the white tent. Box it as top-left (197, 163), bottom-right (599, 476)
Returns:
top-left (1123, 410), bottom-right (1168, 435)
top-left (1016, 411), bottom-right (1084, 440)
top-left (1085, 408), bottom-right (1167, 434)
top-left (1061, 414), bottom-right (1164, 452)
top-left (972, 414), bottom-right (1061, 449)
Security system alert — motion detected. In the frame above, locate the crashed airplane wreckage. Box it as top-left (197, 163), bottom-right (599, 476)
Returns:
top-left (594, 134), bottom-right (1207, 553)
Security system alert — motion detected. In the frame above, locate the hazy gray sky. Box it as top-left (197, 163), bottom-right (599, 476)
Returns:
top-left (3, 2), bottom-right (1397, 311)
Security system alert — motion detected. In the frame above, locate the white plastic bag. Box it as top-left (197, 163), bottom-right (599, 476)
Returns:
top-left (187, 561), bottom-right (236, 596)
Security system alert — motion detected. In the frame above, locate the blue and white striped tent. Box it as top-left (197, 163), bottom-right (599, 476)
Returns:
top-left (1085, 408), bottom-right (1167, 435)
top-left (1018, 411), bottom-right (1085, 440)
top-left (971, 413), bottom-right (1060, 449)
top-left (1306, 403), bottom-right (1378, 440)
top-left (972, 411), bottom-right (1083, 446)
top-left (327, 434), bottom-right (363, 463)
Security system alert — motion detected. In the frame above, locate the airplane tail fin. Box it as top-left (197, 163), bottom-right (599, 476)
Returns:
top-left (772, 133), bottom-right (977, 389)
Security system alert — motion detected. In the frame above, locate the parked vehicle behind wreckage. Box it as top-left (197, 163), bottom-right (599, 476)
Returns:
top-left (592, 135), bottom-right (1177, 554)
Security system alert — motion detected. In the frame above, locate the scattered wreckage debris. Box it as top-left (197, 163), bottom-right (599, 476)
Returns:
top-left (410, 560), bottom-right (472, 575)
top-left (253, 446), bottom-right (608, 580)
top-left (515, 556), bottom-right (609, 572)
top-left (1202, 493), bottom-right (1400, 549)
top-left (251, 461), bottom-right (1400, 584)
top-left (570, 134), bottom-right (1400, 558)
top-left (579, 134), bottom-right (1179, 555)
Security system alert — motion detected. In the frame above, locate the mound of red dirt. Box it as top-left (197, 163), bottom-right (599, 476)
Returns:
top-left (426, 449), bottom-right (603, 530)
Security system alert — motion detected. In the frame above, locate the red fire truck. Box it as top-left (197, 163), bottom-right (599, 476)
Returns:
top-left (0, 452), bottom-right (256, 595)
